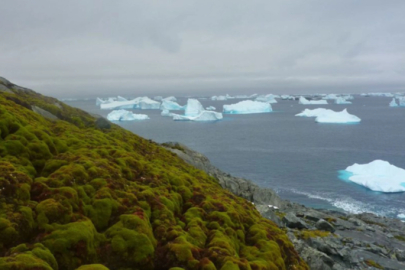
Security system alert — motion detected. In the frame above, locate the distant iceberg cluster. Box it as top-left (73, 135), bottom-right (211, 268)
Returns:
top-left (389, 97), bottom-right (405, 107)
top-left (298, 96), bottom-right (328, 105)
top-left (255, 94), bottom-right (278, 103)
top-left (340, 160), bottom-right (405, 193)
top-left (107, 110), bottom-right (149, 121)
top-left (296, 108), bottom-right (361, 123)
top-left (223, 100), bottom-right (272, 114)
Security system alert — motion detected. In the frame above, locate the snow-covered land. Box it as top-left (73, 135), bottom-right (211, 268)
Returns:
top-left (100, 97), bottom-right (160, 110)
top-left (107, 110), bottom-right (149, 121)
top-left (296, 108), bottom-right (361, 123)
top-left (160, 100), bottom-right (185, 110)
top-left (223, 100), bottom-right (272, 114)
top-left (340, 160), bottom-right (405, 193)
top-left (335, 97), bottom-right (352, 104)
top-left (298, 96), bottom-right (328, 105)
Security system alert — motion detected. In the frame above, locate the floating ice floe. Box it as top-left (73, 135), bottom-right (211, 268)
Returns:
top-left (296, 108), bottom-right (361, 123)
top-left (340, 160), bottom-right (405, 193)
top-left (173, 111), bottom-right (223, 121)
top-left (335, 97), bottom-right (352, 104)
top-left (100, 97), bottom-right (160, 110)
top-left (160, 99), bottom-right (185, 110)
top-left (255, 94), bottom-right (278, 103)
top-left (223, 100), bottom-right (272, 114)
top-left (206, 106), bottom-right (216, 111)
top-left (389, 98), bottom-right (399, 107)
top-left (107, 110), bottom-right (149, 121)
top-left (298, 96), bottom-right (328, 105)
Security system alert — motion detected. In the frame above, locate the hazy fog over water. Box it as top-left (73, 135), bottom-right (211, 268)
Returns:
top-left (1, 0), bottom-right (405, 97)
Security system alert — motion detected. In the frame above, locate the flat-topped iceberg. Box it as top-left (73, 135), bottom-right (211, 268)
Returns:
top-left (335, 97), bottom-right (352, 104)
top-left (389, 98), bottom-right (398, 107)
top-left (296, 108), bottom-right (361, 123)
top-left (223, 100), bottom-right (272, 114)
top-left (339, 160), bottom-right (405, 192)
top-left (160, 100), bottom-right (185, 110)
top-left (173, 111), bottom-right (223, 121)
top-left (100, 97), bottom-right (161, 110)
top-left (255, 94), bottom-right (278, 103)
top-left (107, 110), bottom-right (149, 121)
top-left (298, 96), bottom-right (328, 105)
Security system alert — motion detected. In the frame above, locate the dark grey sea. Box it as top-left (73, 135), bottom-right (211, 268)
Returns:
top-left (65, 96), bottom-right (405, 218)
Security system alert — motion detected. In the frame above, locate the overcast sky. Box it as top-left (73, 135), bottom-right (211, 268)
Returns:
top-left (1, 0), bottom-right (405, 97)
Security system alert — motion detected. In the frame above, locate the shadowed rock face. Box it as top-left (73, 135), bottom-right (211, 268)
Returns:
top-left (164, 142), bottom-right (405, 270)
top-left (0, 78), bottom-right (308, 270)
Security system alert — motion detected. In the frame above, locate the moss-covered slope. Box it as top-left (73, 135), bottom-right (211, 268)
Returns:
top-left (0, 79), bottom-right (308, 270)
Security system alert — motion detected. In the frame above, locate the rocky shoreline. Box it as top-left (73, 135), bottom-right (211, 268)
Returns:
top-left (163, 142), bottom-right (405, 270)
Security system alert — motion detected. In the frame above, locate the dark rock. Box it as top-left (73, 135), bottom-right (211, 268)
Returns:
top-left (95, 117), bottom-right (111, 129)
top-left (283, 213), bottom-right (308, 229)
top-left (31, 105), bottom-right (58, 120)
top-left (316, 219), bottom-right (335, 233)
top-left (0, 84), bottom-right (12, 93)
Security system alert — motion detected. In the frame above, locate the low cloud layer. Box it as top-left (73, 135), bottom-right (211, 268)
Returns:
top-left (1, 0), bottom-right (405, 97)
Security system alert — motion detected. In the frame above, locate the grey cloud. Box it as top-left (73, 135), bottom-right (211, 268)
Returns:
top-left (1, 0), bottom-right (405, 97)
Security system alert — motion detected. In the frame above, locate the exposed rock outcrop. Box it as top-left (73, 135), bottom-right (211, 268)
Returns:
top-left (165, 142), bottom-right (405, 270)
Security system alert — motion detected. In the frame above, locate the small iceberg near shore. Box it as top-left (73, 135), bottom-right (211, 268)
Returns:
top-left (107, 110), bottom-right (149, 121)
top-left (296, 108), bottom-right (361, 123)
top-left (298, 96), bottom-right (328, 105)
top-left (339, 160), bottom-right (405, 193)
top-left (223, 100), bottom-right (272, 114)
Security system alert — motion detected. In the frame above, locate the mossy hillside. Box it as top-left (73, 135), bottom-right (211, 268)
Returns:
top-left (0, 82), bottom-right (308, 270)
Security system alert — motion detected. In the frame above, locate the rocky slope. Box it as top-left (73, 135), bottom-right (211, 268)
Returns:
top-left (0, 77), bottom-right (308, 270)
top-left (164, 142), bottom-right (405, 270)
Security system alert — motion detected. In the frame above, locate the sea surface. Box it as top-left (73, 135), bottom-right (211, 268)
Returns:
top-left (65, 96), bottom-right (405, 218)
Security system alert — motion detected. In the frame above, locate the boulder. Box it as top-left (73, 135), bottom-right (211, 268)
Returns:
top-left (316, 219), bottom-right (335, 233)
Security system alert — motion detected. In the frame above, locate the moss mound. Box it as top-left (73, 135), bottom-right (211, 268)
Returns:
top-left (0, 78), bottom-right (308, 269)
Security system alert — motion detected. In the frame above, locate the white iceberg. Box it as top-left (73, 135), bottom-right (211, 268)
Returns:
top-left (389, 98), bottom-right (398, 107)
top-left (100, 97), bottom-right (161, 110)
top-left (173, 111), bottom-right (223, 121)
top-left (96, 97), bottom-right (106, 106)
top-left (223, 100), bottom-right (272, 114)
top-left (211, 95), bottom-right (228, 101)
top-left (161, 109), bottom-right (174, 117)
top-left (281, 95), bottom-right (295, 100)
top-left (296, 108), bottom-right (361, 123)
top-left (255, 94), bottom-right (278, 104)
top-left (107, 110), bottom-right (149, 121)
top-left (322, 94), bottom-right (339, 100)
top-left (185, 99), bottom-right (205, 116)
top-left (399, 97), bottom-right (405, 107)
top-left (397, 214), bottom-right (405, 219)
top-left (160, 100), bottom-right (185, 110)
top-left (163, 96), bottom-right (177, 102)
top-left (298, 96), bottom-right (328, 105)
top-left (117, 96), bottom-right (128, 102)
top-left (340, 160), bottom-right (405, 193)
top-left (335, 97), bottom-right (352, 104)
top-left (206, 106), bottom-right (216, 111)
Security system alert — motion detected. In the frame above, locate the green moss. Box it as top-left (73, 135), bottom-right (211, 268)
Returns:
top-left (296, 230), bottom-right (331, 240)
top-left (76, 264), bottom-right (110, 270)
top-left (0, 84), bottom-right (309, 270)
top-left (394, 235), bottom-right (405, 242)
top-left (364, 259), bottom-right (383, 269)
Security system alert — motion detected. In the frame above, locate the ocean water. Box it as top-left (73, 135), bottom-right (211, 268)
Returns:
top-left (65, 96), bottom-right (405, 218)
